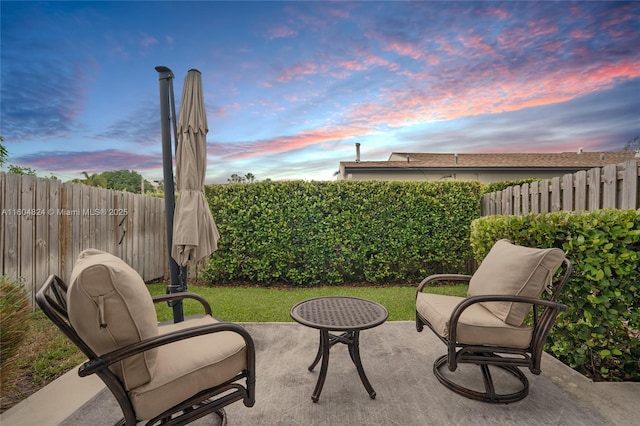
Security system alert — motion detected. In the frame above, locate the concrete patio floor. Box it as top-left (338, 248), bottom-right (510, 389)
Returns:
top-left (2, 322), bottom-right (638, 425)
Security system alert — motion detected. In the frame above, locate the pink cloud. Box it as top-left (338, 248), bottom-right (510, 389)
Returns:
top-left (21, 150), bottom-right (163, 173)
top-left (541, 40), bottom-right (564, 52)
top-left (363, 54), bottom-right (399, 72)
top-left (384, 40), bottom-right (423, 60)
top-left (457, 34), bottom-right (497, 57)
top-left (140, 34), bottom-right (157, 47)
top-left (212, 126), bottom-right (373, 161)
top-left (526, 18), bottom-right (559, 39)
top-left (277, 61), bottom-right (323, 82)
top-left (343, 55), bottom-right (640, 130)
top-left (266, 25), bottom-right (298, 40)
top-left (338, 60), bottom-right (367, 71)
top-left (484, 6), bottom-right (510, 20)
top-left (329, 8), bottom-right (350, 19)
top-left (570, 29), bottom-right (593, 39)
top-left (426, 54), bottom-right (440, 65)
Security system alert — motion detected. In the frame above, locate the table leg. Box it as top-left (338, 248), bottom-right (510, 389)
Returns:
top-left (308, 332), bottom-right (323, 371)
top-left (311, 329), bottom-right (330, 403)
top-left (349, 331), bottom-right (376, 399)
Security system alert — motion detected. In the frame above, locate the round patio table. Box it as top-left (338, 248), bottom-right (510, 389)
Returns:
top-left (290, 296), bottom-right (389, 402)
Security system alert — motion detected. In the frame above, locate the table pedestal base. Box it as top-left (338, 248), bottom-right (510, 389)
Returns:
top-left (308, 329), bottom-right (376, 402)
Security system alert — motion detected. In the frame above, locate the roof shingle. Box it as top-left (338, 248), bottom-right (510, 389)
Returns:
top-left (342, 151), bottom-right (637, 168)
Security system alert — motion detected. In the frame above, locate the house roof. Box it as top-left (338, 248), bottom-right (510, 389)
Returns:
top-left (341, 151), bottom-right (637, 169)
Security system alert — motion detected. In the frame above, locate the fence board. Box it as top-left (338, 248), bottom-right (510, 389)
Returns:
top-left (49, 179), bottom-right (61, 281)
top-left (521, 183), bottom-right (530, 214)
top-left (2, 174), bottom-right (19, 279)
top-left (575, 170), bottom-right (587, 211)
top-left (481, 160), bottom-right (639, 216)
top-left (503, 187), bottom-right (512, 215)
top-left (20, 175), bottom-right (35, 300)
top-left (547, 177), bottom-right (562, 212)
top-left (34, 178), bottom-right (49, 296)
top-left (587, 167), bottom-right (601, 210)
top-left (531, 181), bottom-right (540, 213)
top-left (543, 178), bottom-right (553, 212)
top-left (621, 160), bottom-right (638, 210)
top-left (1, 172), bottom-right (167, 303)
top-left (562, 173), bottom-right (574, 211)
top-left (602, 164), bottom-right (617, 209)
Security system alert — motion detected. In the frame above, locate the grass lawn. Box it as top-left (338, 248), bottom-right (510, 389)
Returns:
top-left (147, 283), bottom-right (468, 322)
top-left (1, 283), bottom-right (467, 413)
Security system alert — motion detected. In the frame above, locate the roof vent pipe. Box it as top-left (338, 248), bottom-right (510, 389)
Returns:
top-left (355, 143), bottom-right (361, 162)
top-left (454, 153), bottom-right (458, 165)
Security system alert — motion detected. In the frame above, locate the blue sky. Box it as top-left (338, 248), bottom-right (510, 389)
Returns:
top-left (1, 1), bottom-right (639, 184)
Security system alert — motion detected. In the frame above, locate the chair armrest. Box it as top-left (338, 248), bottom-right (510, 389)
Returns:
top-left (417, 274), bottom-right (472, 294)
top-left (152, 292), bottom-right (213, 316)
top-left (79, 322), bottom-right (255, 377)
top-left (447, 294), bottom-right (567, 345)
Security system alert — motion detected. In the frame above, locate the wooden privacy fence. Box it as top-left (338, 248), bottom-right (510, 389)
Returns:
top-left (1, 172), bottom-right (168, 304)
top-left (481, 159), bottom-right (640, 216)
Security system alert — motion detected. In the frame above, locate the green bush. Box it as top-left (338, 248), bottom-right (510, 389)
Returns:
top-left (482, 178), bottom-right (541, 194)
top-left (0, 276), bottom-right (31, 393)
top-left (470, 209), bottom-right (640, 381)
top-left (203, 180), bottom-right (482, 286)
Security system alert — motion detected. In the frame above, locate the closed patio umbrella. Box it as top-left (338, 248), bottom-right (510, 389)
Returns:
top-left (171, 69), bottom-right (220, 266)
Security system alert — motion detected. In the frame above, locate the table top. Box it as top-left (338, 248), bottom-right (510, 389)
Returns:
top-left (290, 296), bottom-right (388, 331)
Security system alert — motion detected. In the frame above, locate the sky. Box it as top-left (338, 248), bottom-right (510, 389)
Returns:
top-left (1, 1), bottom-right (639, 184)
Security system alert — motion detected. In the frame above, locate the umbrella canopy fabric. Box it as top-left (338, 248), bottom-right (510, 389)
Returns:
top-left (171, 69), bottom-right (220, 266)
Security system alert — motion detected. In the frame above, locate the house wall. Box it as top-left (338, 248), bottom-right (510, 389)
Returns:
top-left (340, 169), bottom-right (583, 183)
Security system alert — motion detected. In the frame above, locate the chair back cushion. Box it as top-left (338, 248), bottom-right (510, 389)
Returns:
top-left (67, 249), bottom-right (159, 389)
top-left (468, 239), bottom-right (565, 326)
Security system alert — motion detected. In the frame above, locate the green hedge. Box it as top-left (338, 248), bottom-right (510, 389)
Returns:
top-left (470, 209), bottom-right (640, 381)
top-left (203, 180), bottom-right (482, 286)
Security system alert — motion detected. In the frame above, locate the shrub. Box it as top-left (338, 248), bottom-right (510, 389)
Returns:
top-left (470, 209), bottom-right (640, 381)
top-left (204, 180), bottom-right (482, 286)
top-left (482, 178), bottom-right (541, 194)
top-left (0, 277), bottom-right (31, 393)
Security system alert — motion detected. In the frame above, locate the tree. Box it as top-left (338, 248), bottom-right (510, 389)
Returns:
top-left (75, 171), bottom-right (107, 188)
top-left (623, 136), bottom-right (640, 151)
top-left (0, 136), bottom-right (7, 168)
top-left (228, 173), bottom-right (245, 183)
top-left (228, 172), bottom-right (258, 183)
top-left (7, 165), bottom-right (37, 176)
top-left (100, 170), bottom-right (154, 193)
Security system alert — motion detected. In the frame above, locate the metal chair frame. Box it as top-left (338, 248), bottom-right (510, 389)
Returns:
top-left (36, 274), bottom-right (255, 425)
top-left (416, 258), bottom-right (572, 403)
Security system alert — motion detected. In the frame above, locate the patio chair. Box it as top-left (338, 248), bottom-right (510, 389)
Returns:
top-left (416, 239), bottom-right (572, 403)
top-left (36, 249), bottom-right (255, 425)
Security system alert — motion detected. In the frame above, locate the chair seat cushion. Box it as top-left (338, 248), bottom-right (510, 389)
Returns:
top-left (416, 293), bottom-right (533, 349)
top-left (129, 316), bottom-right (247, 420)
top-left (467, 239), bottom-right (565, 326)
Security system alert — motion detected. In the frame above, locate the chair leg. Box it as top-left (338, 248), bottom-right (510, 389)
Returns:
top-left (215, 408), bottom-right (227, 426)
top-left (433, 355), bottom-right (529, 403)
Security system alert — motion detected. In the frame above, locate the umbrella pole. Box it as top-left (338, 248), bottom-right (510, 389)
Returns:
top-left (155, 65), bottom-right (184, 323)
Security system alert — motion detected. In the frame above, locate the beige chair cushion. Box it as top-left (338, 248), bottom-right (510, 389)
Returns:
top-left (467, 239), bottom-right (565, 326)
top-left (67, 249), bottom-right (159, 389)
top-left (416, 293), bottom-right (533, 349)
top-left (130, 316), bottom-right (248, 420)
